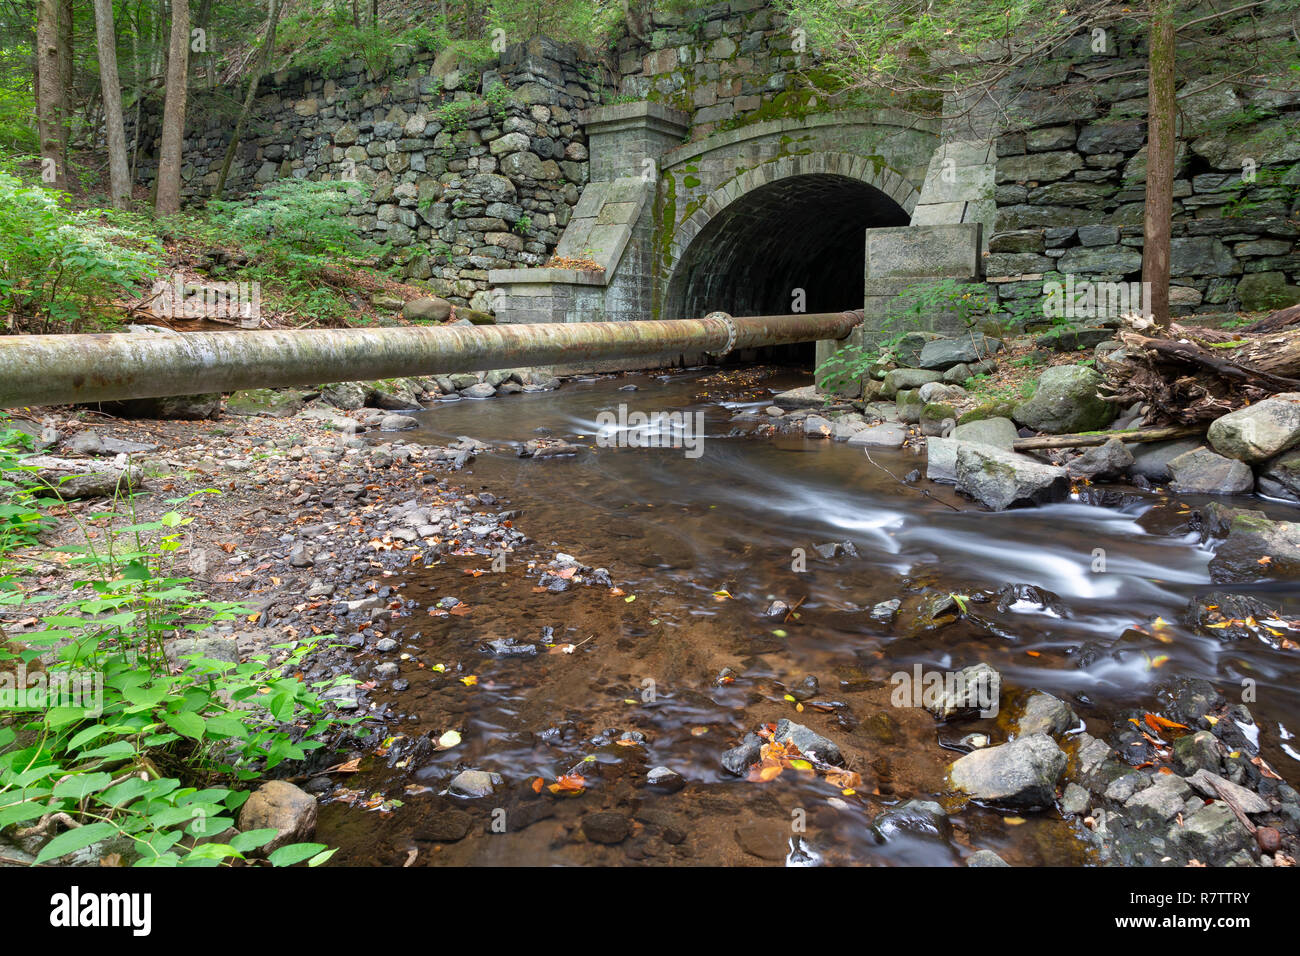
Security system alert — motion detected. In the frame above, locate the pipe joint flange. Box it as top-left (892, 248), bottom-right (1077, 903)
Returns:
top-left (704, 311), bottom-right (737, 358)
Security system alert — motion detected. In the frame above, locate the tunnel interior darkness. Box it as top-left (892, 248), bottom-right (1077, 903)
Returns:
top-left (665, 173), bottom-right (912, 324)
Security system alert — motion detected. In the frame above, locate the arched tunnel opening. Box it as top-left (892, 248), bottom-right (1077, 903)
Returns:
top-left (665, 173), bottom-right (911, 366)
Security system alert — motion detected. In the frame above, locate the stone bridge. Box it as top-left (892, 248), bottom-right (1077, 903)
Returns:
top-left (488, 101), bottom-right (996, 360)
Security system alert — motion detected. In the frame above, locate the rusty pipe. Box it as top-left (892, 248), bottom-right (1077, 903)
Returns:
top-left (0, 310), bottom-right (862, 408)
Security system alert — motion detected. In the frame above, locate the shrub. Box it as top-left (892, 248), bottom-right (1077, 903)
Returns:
top-left (0, 174), bottom-right (160, 333)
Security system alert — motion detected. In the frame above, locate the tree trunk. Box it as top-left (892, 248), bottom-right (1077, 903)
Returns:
top-left (212, 0), bottom-right (280, 201)
top-left (93, 0), bottom-right (131, 208)
top-left (35, 0), bottom-right (66, 189)
top-left (154, 0), bottom-right (189, 216)
top-left (1141, 0), bottom-right (1177, 331)
top-left (57, 0), bottom-right (73, 163)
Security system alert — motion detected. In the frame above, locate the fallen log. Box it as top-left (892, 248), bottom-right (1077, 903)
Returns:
top-left (1012, 424), bottom-right (1204, 451)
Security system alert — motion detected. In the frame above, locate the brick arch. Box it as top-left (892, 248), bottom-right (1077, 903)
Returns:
top-left (662, 152), bottom-right (917, 320)
top-left (665, 151), bottom-right (920, 269)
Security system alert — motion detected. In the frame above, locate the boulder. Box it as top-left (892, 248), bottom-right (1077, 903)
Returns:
top-left (1167, 447), bottom-right (1254, 496)
top-left (402, 296), bottom-right (453, 322)
top-left (1258, 448), bottom-right (1300, 501)
top-left (1066, 438), bottom-right (1134, 479)
top-left (950, 416), bottom-right (1019, 451)
top-left (1013, 365), bottom-right (1115, 434)
top-left (1206, 393), bottom-right (1300, 463)
top-left (1128, 438), bottom-right (1204, 482)
top-left (237, 780), bottom-right (318, 853)
top-left (847, 423), bottom-right (907, 448)
top-left (770, 385), bottom-right (825, 409)
top-left (918, 333), bottom-right (1003, 370)
top-left (227, 388), bottom-right (315, 418)
top-left (881, 368), bottom-right (942, 399)
top-left (949, 734), bottom-right (1066, 810)
top-left (954, 443), bottom-right (1071, 510)
top-left (1013, 691), bottom-right (1077, 737)
top-left (925, 436), bottom-right (960, 482)
top-left (872, 799), bottom-right (952, 843)
top-left (379, 414), bottom-right (420, 431)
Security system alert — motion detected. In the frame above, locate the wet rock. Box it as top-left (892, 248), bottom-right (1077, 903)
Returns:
top-left (965, 849), bottom-right (1010, 866)
top-left (1207, 512), bottom-right (1300, 582)
top-left (1167, 447), bottom-right (1254, 496)
top-left (813, 541), bottom-right (856, 560)
top-left (996, 583), bottom-right (1067, 617)
top-left (379, 414), bottom-right (420, 431)
top-left (954, 443), bottom-right (1070, 511)
top-left (238, 780), bottom-right (318, 853)
top-left (1207, 393), bottom-right (1300, 463)
top-left (831, 418), bottom-right (868, 441)
top-left (1013, 365), bottom-right (1115, 434)
top-left (1186, 590), bottom-right (1278, 640)
top-left (1172, 730), bottom-right (1221, 776)
top-left (869, 598), bottom-right (901, 623)
top-left (518, 438), bottom-right (579, 458)
top-left (1104, 772), bottom-right (1150, 804)
top-left (1067, 438), bottom-right (1134, 479)
top-left (375, 637), bottom-right (398, 652)
top-left (924, 663), bottom-right (1001, 721)
top-left (582, 812), bottom-right (630, 845)
top-left (804, 415), bottom-right (834, 437)
top-left (721, 732), bottom-right (763, 776)
top-left (765, 600), bottom-right (791, 618)
top-left (373, 662), bottom-right (399, 680)
top-left (770, 385), bottom-right (826, 409)
top-left (416, 808), bottom-right (473, 843)
top-left (873, 799), bottom-right (952, 842)
top-left (949, 734), bottom-right (1066, 810)
top-left (461, 383), bottom-right (496, 399)
top-left (790, 676), bottom-right (820, 701)
top-left (773, 718), bottom-right (842, 765)
top-left (646, 766), bottom-right (685, 793)
top-left (847, 423), bottom-right (908, 448)
top-left (1186, 769), bottom-right (1269, 814)
top-left (1014, 692), bottom-right (1077, 738)
top-left (1061, 783), bottom-right (1090, 815)
top-left (733, 822), bottom-right (788, 861)
top-left (1123, 772), bottom-right (1191, 822)
top-left (485, 637), bottom-right (537, 657)
top-left (447, 770), bottom-right (503, 798)
top-left (1258, 448), bottom-right (1300, 501)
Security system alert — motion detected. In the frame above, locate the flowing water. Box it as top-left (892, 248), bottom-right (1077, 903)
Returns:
top-left (316, 366), bottom-right (1300, 866)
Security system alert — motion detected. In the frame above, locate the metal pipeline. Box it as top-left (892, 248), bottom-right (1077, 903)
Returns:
top-left (0, 310), bottom-right (861, 409)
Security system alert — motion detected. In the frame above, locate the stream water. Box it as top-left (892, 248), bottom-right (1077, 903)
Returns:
top-left (316, 366), bottom-right (1300, 866)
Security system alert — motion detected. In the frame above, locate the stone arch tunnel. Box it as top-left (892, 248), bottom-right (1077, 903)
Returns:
top-left (664, 173), bottom-right (912, 320)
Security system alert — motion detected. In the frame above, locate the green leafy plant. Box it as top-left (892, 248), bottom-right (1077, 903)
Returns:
top-left (0, 427), bottom-right (350, 866)
top-left (0, 174), bottom-right (160, 333)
